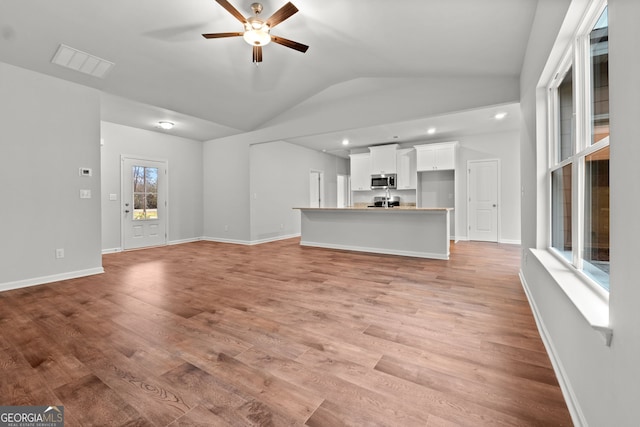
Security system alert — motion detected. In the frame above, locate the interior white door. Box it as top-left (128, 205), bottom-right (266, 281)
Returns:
top-left (309, 171), bottom-right (323, 207)
top-left (122, 157), bottom-right (167, 250)
top-left (468, 160), bottom-right (499, 242)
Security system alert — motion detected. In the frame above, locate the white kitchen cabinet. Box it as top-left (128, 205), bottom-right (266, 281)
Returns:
top-left (396, 148), bottom-right (416, 189)
top-left (369, 144), bottom-right (398, 175)
top-left (415, 142), bottom-right (458, 171)
top-left (349, 153), bottom-right (371, 191)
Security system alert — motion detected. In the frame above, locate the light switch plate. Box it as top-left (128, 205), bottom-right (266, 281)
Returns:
top-left (79, 167), bottom-right (92, 176)
top-left (80, 189), bottom-right (91, 199)
top-left (109, 193), bottom-right (118, 201)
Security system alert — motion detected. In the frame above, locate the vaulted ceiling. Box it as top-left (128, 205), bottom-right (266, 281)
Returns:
top-left (0, 0), bottom-right (536, 154)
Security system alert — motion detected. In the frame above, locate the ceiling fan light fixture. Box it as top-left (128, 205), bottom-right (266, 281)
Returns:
top-left (243, 29), bottom-right (271, 46)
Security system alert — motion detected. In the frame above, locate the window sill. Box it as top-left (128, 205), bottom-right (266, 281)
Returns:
top-left (529, 248), bottom-right (612, 346)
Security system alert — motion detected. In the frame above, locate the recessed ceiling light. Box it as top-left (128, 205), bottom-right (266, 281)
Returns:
top-left (342, 138), bottom-right (349, 146)
top-left (157, 121), bottom-right (174, 130)
top-left (427, 127), bottom-right (436, 135)
top-left (494, 112), bottom-right (508, 120)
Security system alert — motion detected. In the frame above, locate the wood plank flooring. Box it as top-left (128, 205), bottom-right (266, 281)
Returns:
top-left (0, 239), bottom-right (572, 426)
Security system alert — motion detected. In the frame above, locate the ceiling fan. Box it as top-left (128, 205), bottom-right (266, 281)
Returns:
top-left (202, 0), bottom-right (309, 63)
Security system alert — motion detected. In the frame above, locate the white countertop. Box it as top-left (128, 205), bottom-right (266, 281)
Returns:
top-left (294, 206), bottom-right (453, 212)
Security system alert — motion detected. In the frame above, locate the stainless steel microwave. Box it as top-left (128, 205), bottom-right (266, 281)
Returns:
top-left (371, 174), bottom-right (396, 189)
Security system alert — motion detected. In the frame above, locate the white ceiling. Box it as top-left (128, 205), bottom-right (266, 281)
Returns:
top-left (0, 0), bottom-right (535, 154)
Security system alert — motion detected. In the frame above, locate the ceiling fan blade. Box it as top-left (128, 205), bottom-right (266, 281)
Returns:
top-left (266, 2), bottom-right (298, 28)
top-left (214, 0), bottom-right (247, 24)
top-left (271, 35), bottom-right (309, 53)
top-left (253, 46), bottom-right (263, 63)
top-left (202, 32), bottom-right (243, 39)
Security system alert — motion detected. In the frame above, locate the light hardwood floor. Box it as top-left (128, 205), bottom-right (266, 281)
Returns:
top-left (0, 239), bottom-right (572, 426)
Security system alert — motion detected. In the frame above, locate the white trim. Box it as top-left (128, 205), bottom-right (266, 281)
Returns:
top-left (202, 233), bottom-right (300, 246)
top-left (168, 237), bottom-right (202, 246)
top-left (299, 241), bottom-right (449, 260)
top-left (529, 248), bottom-right (611, 344)
top-left (0, 267), bottom-right (104, 293)
top-left (499, 238), bottom-right (521, 245)
top-left (519, 270), bottom-right (586, 427)
top-left (101, 247), bottom-right (122, 254)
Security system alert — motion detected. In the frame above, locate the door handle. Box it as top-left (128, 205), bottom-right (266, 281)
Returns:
top-left (124, 210), bottom-right (130, 213)
top-left (492, 204), bottom-right (497, 207)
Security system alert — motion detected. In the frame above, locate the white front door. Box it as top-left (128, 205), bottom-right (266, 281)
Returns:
top-left (122, 157), bottom-right (167, 250)
top-left (468, 159), bottom-right (499, 242)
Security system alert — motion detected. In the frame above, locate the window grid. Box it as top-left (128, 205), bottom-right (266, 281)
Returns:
top-left (548, 1), bottom-right (609, 291)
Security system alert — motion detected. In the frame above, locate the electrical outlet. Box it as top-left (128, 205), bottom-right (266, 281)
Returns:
top-left (55, 248), bottom-right (64, 259)
top-left (224, 225), bottom-right (229, 232)
top-left (280, 223), bottom-right (284, 230)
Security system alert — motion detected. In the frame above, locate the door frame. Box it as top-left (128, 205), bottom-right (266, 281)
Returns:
top-left (336, 173), bottom-right (350, 208)
top-left (309, 170), bottom-right (325, 208)
top-left (121, 155), bottom-right (169, 250)
top-left (466, 159), bottom-right (500, 242)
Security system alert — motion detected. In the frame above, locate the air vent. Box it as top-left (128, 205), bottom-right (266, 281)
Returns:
top-left (51, 44), bottom-right (114, 78)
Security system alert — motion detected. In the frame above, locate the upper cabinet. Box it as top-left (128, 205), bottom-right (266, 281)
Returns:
top-left (415, 142), bottom-right (458, 171)
top-left (349, 153), bottom-right (371, 191)
top-left (396, 148), bottom-right (416, 189)
top-left (369, 144), bottom-right (398, 175)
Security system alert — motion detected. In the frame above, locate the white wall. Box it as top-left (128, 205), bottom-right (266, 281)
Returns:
top-left (202, 138), bottom-right (348, 244)
top-left (249, 141), bottom-right (349, 242)
top-left (520, 0), bottom-right (640, 425)
top-left (202, 138), bottom-right (251, 243)
top-left (100, 122), bottom-right (203, 251)
top-left (0, 62), bottom-right (102, 289)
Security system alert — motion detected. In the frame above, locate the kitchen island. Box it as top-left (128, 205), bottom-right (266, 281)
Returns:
top-left (294, 207), bottom-right (452, 259)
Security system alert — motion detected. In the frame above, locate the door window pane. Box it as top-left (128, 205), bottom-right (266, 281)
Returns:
top-left (552, 165), bottom-right (572, 261)
top-left (590, 7), bottom-right (609, 144)
top-left (558, 67), bottom-right (574, 162)
top-left (132, 166), bottom-right (159, 220)
top-left (583, 146), bottom-right (609, 290)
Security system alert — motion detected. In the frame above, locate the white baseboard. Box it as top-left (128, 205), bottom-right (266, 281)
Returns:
top-left (249, 233), bottom-right (300, 245)
top-left (201, 236), bottom-right (252, 245)
top-left (0, 267), bottom-right (105, 293)
top-left (202, 233), bottom-right (300, 246)
top-left (168, 237), bottom-right (202, 246)
top-left (102, 247), bottom-right (122, 254)
top-left (499, 238), bottom-right (522, 245)
top-left (519, 270), bottom-right (585, 427)
top-left (300, 240), bottom-right (449, 260)
top-left (452, 236), bottom-right (521, 245)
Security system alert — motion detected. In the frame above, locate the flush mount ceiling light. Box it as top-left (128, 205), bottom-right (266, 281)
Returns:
top-left (202, 1), bottom-right (309, 63)
top-left (157, 121), bottom-right (174, 130)
top-left (427, 127), bottom-right (436, 135)
top-left (494, 112), bottom-right (508, 120)
top-left (342, 138), bottom-right (350, 146)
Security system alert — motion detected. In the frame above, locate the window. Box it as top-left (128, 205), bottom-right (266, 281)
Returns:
top-left (548, 3), bottom-right (609, 291)
top-left (132, 166), bottom-right (159, 220)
